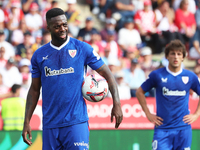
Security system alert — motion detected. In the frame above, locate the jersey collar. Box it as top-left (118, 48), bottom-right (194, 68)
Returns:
top-left (50, 36), bottom-right (70, 50)
top-left (166, 65), bottom-right (183, 76)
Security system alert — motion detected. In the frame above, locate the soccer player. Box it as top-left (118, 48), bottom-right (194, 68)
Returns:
top-left (21, 8), bottom-right (123, 150)
top-left (136, 39), bottom-right (200, 150)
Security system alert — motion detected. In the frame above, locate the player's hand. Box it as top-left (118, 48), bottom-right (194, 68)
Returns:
top-left (22, 123), bottom-right (32, 146)
top-left (111, 104), bottom-right (123, 128)
top-left (146, 113), bottom-right (163, 126)
top-left (183, 114), bottom-right (199, 124)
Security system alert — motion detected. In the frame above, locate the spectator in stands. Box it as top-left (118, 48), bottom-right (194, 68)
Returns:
top-left (20, 71), bottom-right (31, 99)
top-left (123, 58), bottom-right (146, 97)
top-left (87, 30), bottom-right (103, 55)
top-left (51, 0), bottom-right (59, 8)
top-left (0, 2), bottom-right (5, 27)
top-left (100, 18), bottom-right (118, 42)
top-left (31, 32), bottom-right (42, 52)
top-left (22, 0), bottom-right (39, 14)
top-left (40, 0), bottom-right (52, 13)
top-left (132, 0), bottom-right (144, 11)
top-left (120, 46), bottom-right (139, 69)
top-left (25, 47), bottom-right (33, 61)
top-left (189, 1), bottom-right (200, 59)
top-left (11, 19), bottom-right (29, 47)
top-left (134, 0), bottom-right (161, 53)
top-left (112, 0), bottom-right (136, 30)
top-left (41, 29), bottom-right (51, 45)
top-left (174, 0), bottom-right (196, 44)
top-left (139, 46), bottom-right (160, 79)
top-left (18, 58), bottom-right (31, 99)
top-left (115, 70), bottom-right (131, 100)
top-left (40, 1), bottom-right (58, 30)
top-left (107, 57), bottom-right (121, 74)
top-left (65, 0), bottom-right (81, 38)
top-left (0, 2), bottom-right (9, 41)
top-left (4, 0), bottom-right (24, 42)
top-left (118, 17), bottom-right (142, 57)
top-left (173, 0), bottom-right (196, 14)
top-left (139, 46), bottom-right (159, 97)
top-left (0, 58), bottom-right (22, 88)
top-left (97, 0), bottom-right (114, 21)
top-left (86, 0), bottom-right (109, 17)
top-left (1, 84), bottom-right (26, 131)
top-left (101, 46), bottom-right (111, 65)
top-left (16, 31), bottom-right (33, 62)
top-left (90, 0), bottom-right (102, 15)
top-left (24, 2), bottom-right (43, 38)
top-left (154, 1), bottom-right (184, 48)
top-left (77, 16), bottom-right (98, 42)
top-left (0, 47), bottom-right (7, 68)
top-left (108, 70), bottom-right (131, 100)
top-left (18, 58), bottom-right (31, 74)
top-left (0, 73), bottom-right (9, 97)
top-left (0, 29), bottom-right (15, 60)
top-left (101, 29), bottom-right (121, 60)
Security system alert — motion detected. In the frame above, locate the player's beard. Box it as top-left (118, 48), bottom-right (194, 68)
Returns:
top-left (54, 31), bottom-right (68, 45)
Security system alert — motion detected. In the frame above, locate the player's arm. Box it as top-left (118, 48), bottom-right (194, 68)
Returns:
top-left (95, 64), bottom-right (123, 128)
top-left (136, 87), bottom-right (163, 126)
top-left (22, 77), bottom-right (41, 146)
top-left (183, 97), bottom-right (200, 124)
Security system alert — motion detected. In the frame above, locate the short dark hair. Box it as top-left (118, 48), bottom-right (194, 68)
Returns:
top-left (165, 40), bottom-right (186, 58)
top-left (46, 8), bottom-right (66, 25)
top-left (11, 84), bottom-right (21, 93)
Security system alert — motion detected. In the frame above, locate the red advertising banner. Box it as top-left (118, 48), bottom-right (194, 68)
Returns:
top-left (0, 97), bottom-right (199, 130)
top-left (86, 97), bottom-right (200, 129)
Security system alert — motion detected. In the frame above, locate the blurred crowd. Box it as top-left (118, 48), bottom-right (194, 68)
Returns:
top-left (0, 0), bottom-right (200, 102)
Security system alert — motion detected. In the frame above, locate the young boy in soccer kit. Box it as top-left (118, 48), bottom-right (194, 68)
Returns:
top-left (136, 40), bottom-right (200, 150)
top-left (22, 8), bottom-right (123, 150)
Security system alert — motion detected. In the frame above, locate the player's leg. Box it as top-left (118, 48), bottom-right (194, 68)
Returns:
top-left (174, 128), bottom-right (192, 150)
top-left (152, 130), bottom-right (173, 150)
top-left (43, 128), bottom-right (63, 150)
top-left (61, 121), bottom-right (89, 150)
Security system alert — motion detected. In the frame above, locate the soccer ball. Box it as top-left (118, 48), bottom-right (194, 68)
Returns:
top-left (82, 74), bottom-right (109, 102)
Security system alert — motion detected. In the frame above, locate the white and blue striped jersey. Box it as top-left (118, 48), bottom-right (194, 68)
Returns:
top-left (31, 36), bottom-right (104, 129)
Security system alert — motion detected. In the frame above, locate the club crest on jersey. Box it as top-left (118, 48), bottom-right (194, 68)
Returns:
top-left (182, 76), bottom-right (189, 84)
top-left (69, 50), bottom-right (77, 58)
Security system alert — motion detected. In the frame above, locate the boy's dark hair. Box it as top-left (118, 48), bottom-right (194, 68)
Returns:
top-left (46, 8), bottom-right (66, 25)
top-left (165, 40), bottom-right (186, 58)
top-left (11, 84), bottom-right (21, 93)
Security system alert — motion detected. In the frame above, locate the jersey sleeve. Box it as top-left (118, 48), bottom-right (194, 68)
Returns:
top-left (31, 51), bottom-right (41, 78)
top-left (134, 11), bottom-right (141, 24)
top-left (191, 73), bottom-right (200, 95)
top-left (141, 71), bottom-right (157, 92)
top-left (83, 42), bottom-right (104, 70)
